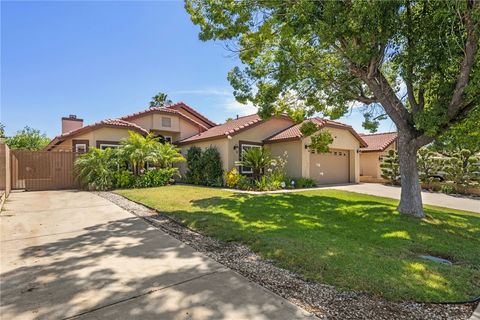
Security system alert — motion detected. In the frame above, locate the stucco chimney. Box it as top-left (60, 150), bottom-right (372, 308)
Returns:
top-left (62, 115), bottom-right (83, 134)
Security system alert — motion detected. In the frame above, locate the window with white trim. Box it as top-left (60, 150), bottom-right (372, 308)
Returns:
top-left (99, 144), bottom-right (120, 150)
top-left (75, 144), bottom-right (87, 153)
top-left (240, 144), bottom-right (261, 174)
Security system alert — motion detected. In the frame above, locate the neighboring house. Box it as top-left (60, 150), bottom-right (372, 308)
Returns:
top-left (46, 101), bottom-right (369, 185)
top-left (359, 132), bottom-right (398, 182)
top-left (179, 115), bottom-right (367, 185)
top-left (45, 102), bottom-right (216, 152)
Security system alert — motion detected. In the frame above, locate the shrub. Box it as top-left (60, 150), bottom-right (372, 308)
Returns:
top-left (380, 150), bottom-right (400, 185)
top-left (74, 148), bottom-right (118, 190)
top-left (417, 148), bottom-right (441, 189)
top-left (202, 146), bottom-right (223, 186)
top-left (237, 175), bottom-right (253, 190)
top-left (133, 168), bottom-right (179, 188)
top-left (443, 149), bottom-right (480, 192)
top-left (255, 175), bottom-right (282, 191)
top-left (295, 177), bottom-right (316, 188)
top-left (440, 183), bottom-right (456, 195)
top-left (225, 168), bottom-right (241, 188)
top-left (235, 147), bottom-right (273, 180)
top-left (185, 146), bottom-right (203, 184)
top-left (114, 170), bottom-right (134, 189)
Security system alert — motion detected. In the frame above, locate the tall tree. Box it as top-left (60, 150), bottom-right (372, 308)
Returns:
top-left (149, 92), bottom-right (172, 108)
top-left (6, 126), bottom-right (50, 150)
top-left (186, 0), bottom-right (480, 218)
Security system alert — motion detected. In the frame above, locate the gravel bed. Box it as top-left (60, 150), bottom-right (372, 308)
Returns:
top-left (97, 191), bottom-right (476, 320)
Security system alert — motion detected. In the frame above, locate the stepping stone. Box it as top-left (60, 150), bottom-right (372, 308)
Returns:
top-left (419, 255), bottom-right (452, 265)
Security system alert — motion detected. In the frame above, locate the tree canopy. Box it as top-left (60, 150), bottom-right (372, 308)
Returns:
top-left (149, 92), bottom-right (172, 108)
top-left (6, 126), bottom-right (50, 151)
top-left (186, 0), bottom-right (480, 218)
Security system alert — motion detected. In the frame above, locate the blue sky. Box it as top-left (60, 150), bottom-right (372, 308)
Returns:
top-left (1, 1), bottom-right (395, 138)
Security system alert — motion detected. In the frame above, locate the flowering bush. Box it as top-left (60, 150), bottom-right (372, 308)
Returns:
top-left (225, 168), bottom-right (241, 188)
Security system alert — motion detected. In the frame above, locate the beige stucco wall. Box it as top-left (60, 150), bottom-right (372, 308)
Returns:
top-left (267, 140), bottom-right (303, 178)
top-left (226, 117), bottom-right (294, 170)
top-left (51, 127), bottom-right (133, 151)
top-left (359, 142), bottom-right (396, 179)
top-left (129, 113), bottom-right (181, 132)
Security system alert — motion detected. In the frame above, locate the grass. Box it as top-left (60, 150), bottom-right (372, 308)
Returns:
top-left (116, 185), bottom-right (480, 302)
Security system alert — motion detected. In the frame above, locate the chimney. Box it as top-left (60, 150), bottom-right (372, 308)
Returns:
top-left (236, 114), bottom-right (239, 119)
top-left (62, 115), bottom-right (83, 134)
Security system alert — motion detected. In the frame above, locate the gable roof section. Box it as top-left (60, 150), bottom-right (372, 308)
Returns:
top-left (263, 117), bottom-right (367, 147)
top-left (178, 114), bottom-right (290, 145)
top-left (359, 132), bottom-right (398, 152)
top-left (45, 119), bottom-right (148, 151)
top-left (166, 102), bottom-right (217, 128)
top-left (120, 103), bottom-right (210, 131)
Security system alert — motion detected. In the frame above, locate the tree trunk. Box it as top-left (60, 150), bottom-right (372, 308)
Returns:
top-left (397, 130), bottom-right (425, 218)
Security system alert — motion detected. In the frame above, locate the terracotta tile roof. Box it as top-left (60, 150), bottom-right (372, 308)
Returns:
top-left (264, 117), bottom-right (367, 147)
top-left (166, 102), bottom-right (217, 128)
top-left (120, 102), bottom-right (209, 130)
top-left (178, 114), bottom-right (265, 144)
top-left (359, 132), bottom-right (398, 152)
top-left (45, 119), bottom-right (148, 150)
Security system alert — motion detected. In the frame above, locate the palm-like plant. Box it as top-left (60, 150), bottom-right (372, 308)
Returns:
top-left (74, 148), bottom-right (117, 190)
top-left (152, 142), bottom-right (185, 168)
top-left (120, 131), bottom-right (158, 175)
top-left (235, 147), bottom-right (273, 180)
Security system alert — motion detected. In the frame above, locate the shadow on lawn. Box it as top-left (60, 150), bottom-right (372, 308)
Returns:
top-left (176, 192), bottom-right (480, 301)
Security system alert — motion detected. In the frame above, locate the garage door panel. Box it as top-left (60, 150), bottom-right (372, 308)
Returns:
top-left (309, 149), bottom-right (349, 184)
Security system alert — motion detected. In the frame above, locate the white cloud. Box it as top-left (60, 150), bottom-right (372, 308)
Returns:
top-left (225, 98), bottom-right (257, 116)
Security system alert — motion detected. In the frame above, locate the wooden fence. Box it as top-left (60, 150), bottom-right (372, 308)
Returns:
top-left (10, 150), bottom-right (80, 191)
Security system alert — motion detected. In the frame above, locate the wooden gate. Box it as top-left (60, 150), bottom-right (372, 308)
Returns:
top-left (11, 151), bottom-right (80, 191)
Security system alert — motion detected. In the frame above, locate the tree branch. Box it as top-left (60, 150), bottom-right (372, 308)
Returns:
top-left (447, 0), bottom-right (479, 119)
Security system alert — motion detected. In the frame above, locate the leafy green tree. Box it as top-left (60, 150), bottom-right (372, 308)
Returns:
top-left (432, 107), bottom-right (480, 153)
top-left (6, 126), bottom-right (50, 150)
top-left (186, 0), bottom-right (480, 218)
top-left (236, 147), bottom-right (273, 181)
top-left (149, 92), bottom-right (172, 108)
top-left (380, 150), bottom-right (400, 185)
top-left (444, 149), bottom-right (480, 192)
top-left (74, 148), bottom-right (118, 190)
top-left (0, 123), bottom-right (5, 139)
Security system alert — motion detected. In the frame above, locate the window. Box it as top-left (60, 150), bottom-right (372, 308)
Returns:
top-left (99, 144), bottom-right (120, 150)
top-left (162, 117), bottom-right (171, 127)
top-left (75, 144), bottom-right (87, 153)
top-left (240, 143), bottom-right (261, 174)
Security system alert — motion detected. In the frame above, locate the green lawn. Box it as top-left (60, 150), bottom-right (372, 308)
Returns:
top-left (116, 185), bottom-right (480, 302)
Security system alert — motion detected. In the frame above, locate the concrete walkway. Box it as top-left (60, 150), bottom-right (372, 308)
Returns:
top-left (328, 183), bottom-right (479, 213)
top-left (0, 190), bottom-right (314, 320)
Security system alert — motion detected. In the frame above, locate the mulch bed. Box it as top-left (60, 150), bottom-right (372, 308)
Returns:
top-left (97, 191), bottom-right (477, 320)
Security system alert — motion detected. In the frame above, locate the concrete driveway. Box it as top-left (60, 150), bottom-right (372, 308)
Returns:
top-left (0, 190), bottom-right (314, 320)
top-left (329, 183), bottom-right (480, 213)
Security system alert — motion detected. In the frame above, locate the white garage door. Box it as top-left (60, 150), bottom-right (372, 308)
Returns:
top-left (309, 149), bottom-right (350, 185)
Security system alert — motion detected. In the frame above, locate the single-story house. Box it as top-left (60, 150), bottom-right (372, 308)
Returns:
top-left (359, 132), bottom-right (398, 182)
top-left (45, 102), bottom-right (216, 152)
top-left (178, 115), bottom-right (367, 184)
top-left (45, 101), bottom-right (381, 185)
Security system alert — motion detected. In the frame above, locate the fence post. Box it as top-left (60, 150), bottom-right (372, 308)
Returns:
top-left (0, 142), bottom-right (11, 209)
